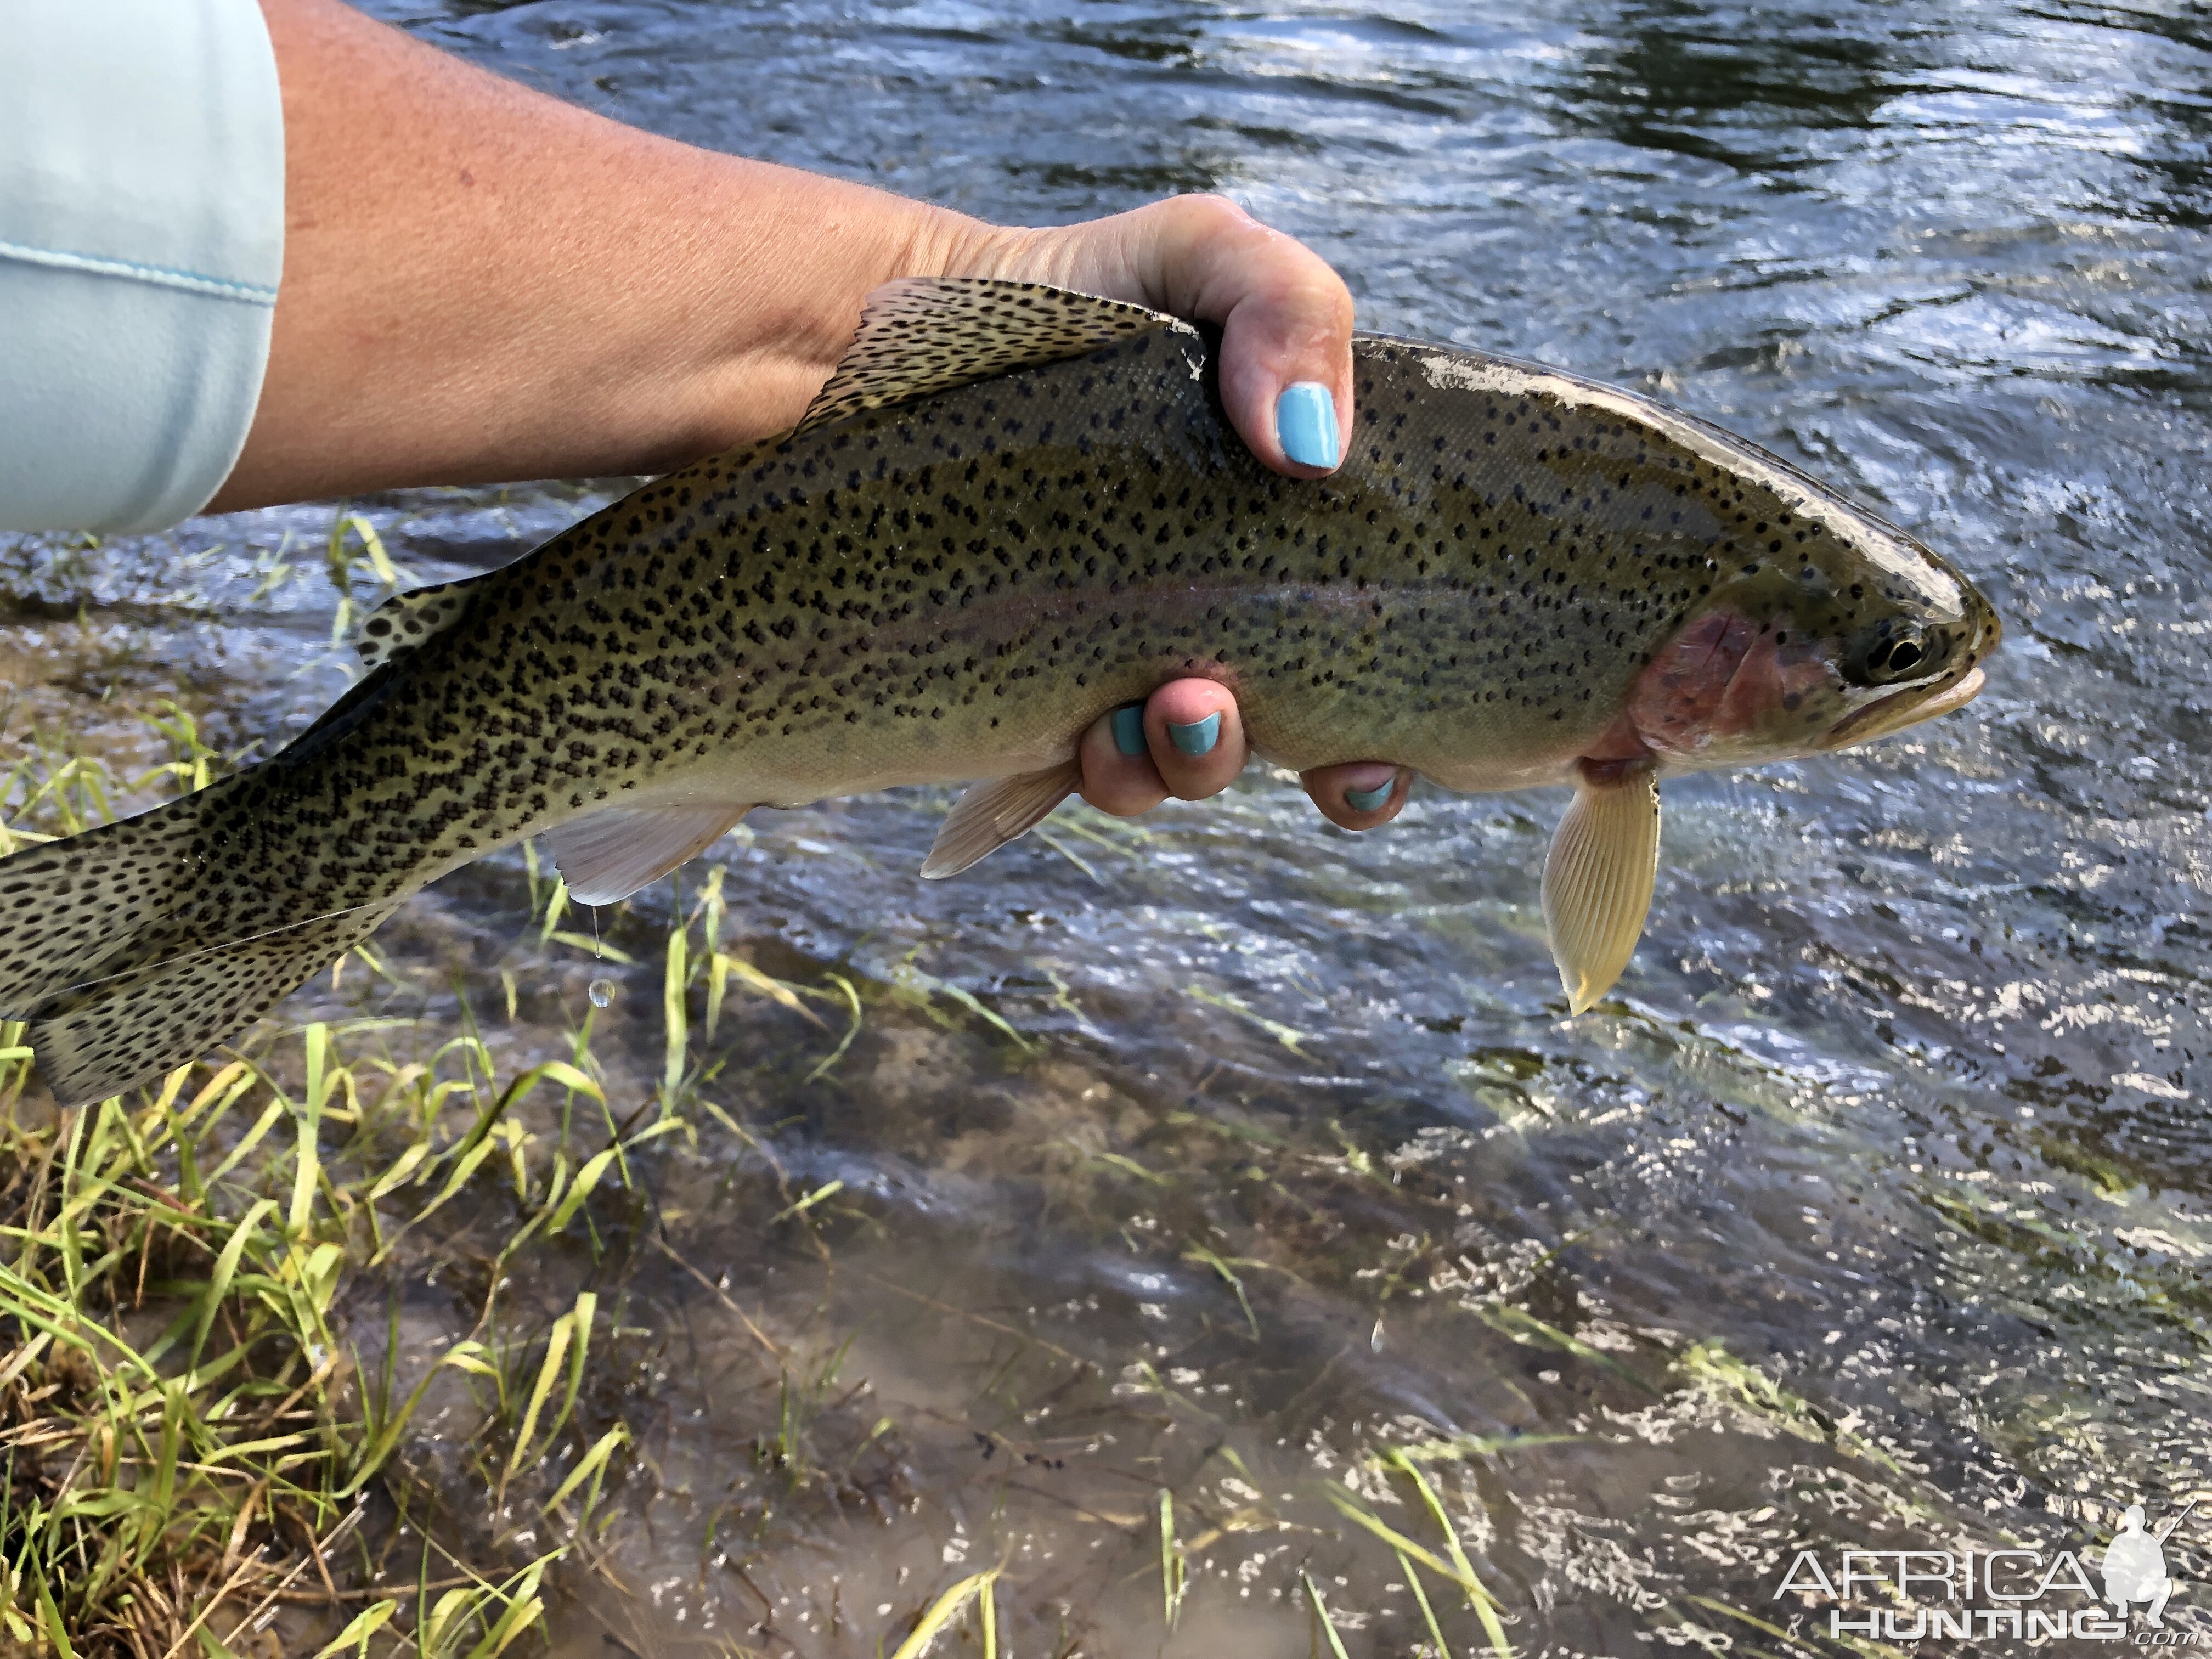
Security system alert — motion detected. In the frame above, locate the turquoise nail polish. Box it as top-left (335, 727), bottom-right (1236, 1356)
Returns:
top-left (1111, 703), bottom-right (1146, 757)
top-left (1345, 780), bottom-right (1393, 812)
top-left (1277, 382), bottom-right (1340, 470)
top-left (1168, 712), bottom-right (1221, 756)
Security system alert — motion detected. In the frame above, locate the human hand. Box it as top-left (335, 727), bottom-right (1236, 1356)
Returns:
top-left (960, 195), bottom-right (1407, 831)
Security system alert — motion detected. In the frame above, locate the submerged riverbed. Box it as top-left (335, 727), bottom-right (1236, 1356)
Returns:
top-left (5, 0), bottom-right (2209, 1652)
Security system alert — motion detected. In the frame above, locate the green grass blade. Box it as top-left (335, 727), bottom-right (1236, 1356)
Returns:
top-left (803, 974), bottom-right (865, 1083)
top-left (1398, 1548), bottom-right (1453, 1659)
top-left (1159, 1487), bottom-right (1184, 1628)
top-left (888, 1569), bottom-right (1001, 1659)
top-left (506, 1307), bottom-right (578, 1481)
top-left (1301, 1570), bottom-right (1352, 1659)
top-left (1377, 1456), bottom-right (1514, 1657)
top-left (540, 1424), bottom-right (630, 1521)
top-left (308, 1598), bottom-right (398, 1658)
top-left (190, 1200), bottom-right (275, 1374)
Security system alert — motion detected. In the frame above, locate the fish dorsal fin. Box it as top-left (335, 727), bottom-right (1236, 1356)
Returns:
top-left (1541, 766), bottom-right (1661, 1015)
top-left (919, 759), bottom-right (1083, 879)
top-left (795, 278), bottom-right (1193, 436)
top-left (544, 804), bottom-right (753, 906)
top-left (356, 579), bottom-right (477, 672)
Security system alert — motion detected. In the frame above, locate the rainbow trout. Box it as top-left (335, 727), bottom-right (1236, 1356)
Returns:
top-left (0, 280), bottom-right (1997, 1107)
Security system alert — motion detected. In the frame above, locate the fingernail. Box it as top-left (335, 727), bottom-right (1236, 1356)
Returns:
top-left (1277, 381), bottom-right (1340, 470)
top-left (1167, 712), bottom-right (1221, 756)
top-left (1345, 779), bottom-right (1393, 813)
top-left (1111, 703), bottom-right (1147, 757)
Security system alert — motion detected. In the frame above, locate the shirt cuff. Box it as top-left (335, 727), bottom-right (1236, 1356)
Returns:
top-left (0, 0), bottom-right (285, 534)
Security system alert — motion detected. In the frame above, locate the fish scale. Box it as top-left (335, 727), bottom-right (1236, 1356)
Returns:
top-left (0, 278), bottom-right (1997, 1107)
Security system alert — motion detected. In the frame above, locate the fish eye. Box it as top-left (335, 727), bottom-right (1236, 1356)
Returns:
top-left (1879, 635), bottom-right (1925, 674)
top-left (1847, 623), bottom-right (1946, 687)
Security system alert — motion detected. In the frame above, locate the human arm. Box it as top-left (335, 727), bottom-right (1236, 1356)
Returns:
top-left (221, 0), bottom-right (1406, 825)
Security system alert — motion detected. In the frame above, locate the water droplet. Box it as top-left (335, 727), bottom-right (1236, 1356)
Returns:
top-left (590, 905), bottom-right (603, 959)
top-left (588, 977), bottom-right (614, 1008)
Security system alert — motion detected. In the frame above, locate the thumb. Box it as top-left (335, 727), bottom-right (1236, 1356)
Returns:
top-left (992, 195), bottom-right (1356, 478)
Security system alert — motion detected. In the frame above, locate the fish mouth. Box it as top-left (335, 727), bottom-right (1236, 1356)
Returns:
top-left (1818, 665), bottom-right (1986, 750)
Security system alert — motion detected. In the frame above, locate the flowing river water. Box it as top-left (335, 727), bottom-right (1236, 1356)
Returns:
top-left (5, 1), bottom-right (2210, 1653)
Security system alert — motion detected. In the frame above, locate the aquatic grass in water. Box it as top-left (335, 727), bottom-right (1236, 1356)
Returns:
top-left (1, 572), bottom-right (2206, 1654)
top-left (0, 693), bottom-right (1726, 1656)
top-left (0, 1020), bottom-right (571, 1656)
top-left (0, 699), bottom-right (616, 1652)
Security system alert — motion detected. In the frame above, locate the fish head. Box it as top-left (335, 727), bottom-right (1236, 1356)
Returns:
top-left (1405, 346), bottom-right (2000, 785)
top-left (1612, 499), bottom-right (2000, 772)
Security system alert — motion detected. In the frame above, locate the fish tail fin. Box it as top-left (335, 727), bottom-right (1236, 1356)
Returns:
top-left (0, 777), bottom-right (397, 1108)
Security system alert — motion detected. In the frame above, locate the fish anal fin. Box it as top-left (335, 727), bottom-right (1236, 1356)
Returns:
top-left (1541, 766), bottom-right (1661, 1015)
top-left (921, 760), bottom-right (1083, 879)
top-left (545, 805), bottom-right (753, 906)
top-left (796, 278), bottom-right (1193, 436)
top-left (356, 578), bottom-right (479, 672)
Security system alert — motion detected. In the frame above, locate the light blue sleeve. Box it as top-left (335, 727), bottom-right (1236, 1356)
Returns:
top-left (0, 0), bottom-right (284, 535)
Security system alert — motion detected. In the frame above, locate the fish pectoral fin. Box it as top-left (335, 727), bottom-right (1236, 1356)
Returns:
top-left (795, 278), bottom-right (1194, 436)
top-left (921, 760), bottom-right (1084, 880)
top-left (354, 577), bottom-right (482, 672)
top-left (544, 804), bottom-right (753, 907)
top-left (1541, 768), bottom-right (1661, 1016)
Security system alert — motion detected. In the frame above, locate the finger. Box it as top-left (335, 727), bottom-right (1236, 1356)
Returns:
top-left (1141, 197), bottom-right (1354, 479)
top-left (1077, 702), bottom-right (1169, 817)
top-left (1304, 762), bottom-right (1409, 831)
top-left (1142, 679), bottom-right (1246, 801)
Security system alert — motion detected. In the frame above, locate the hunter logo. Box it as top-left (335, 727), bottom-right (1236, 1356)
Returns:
top-left (1773, 1499), bottom-right (2197, 1644)
top-left (2105, 1503), bottom-right (2194, 1629)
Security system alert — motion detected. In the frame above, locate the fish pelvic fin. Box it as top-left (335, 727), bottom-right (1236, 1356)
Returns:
top-left (543, 804), bottom-right (753, 906)
top-left (796, 278), bottom-right (1193, 437)
top-left (921, 760), bottom-right (1084, 880)
top-left (1541, 766), bottom-right (1661, 1016)
top-left (0, 776), bottom-right (402, 1108)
